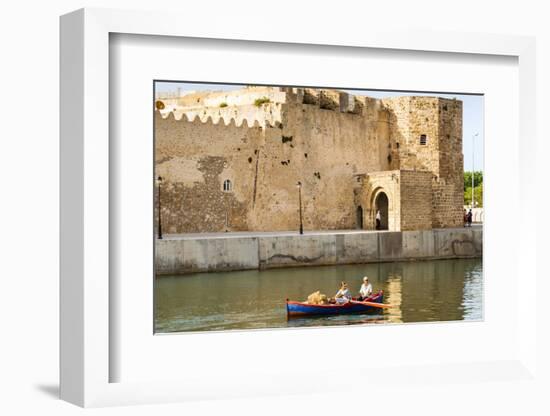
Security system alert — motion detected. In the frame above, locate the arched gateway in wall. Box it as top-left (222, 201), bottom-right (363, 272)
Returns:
top-left (359, 172), bottom-right (401, 231)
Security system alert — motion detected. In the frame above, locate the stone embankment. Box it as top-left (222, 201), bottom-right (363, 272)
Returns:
top-left (156, 227), bottom-right (482, 275)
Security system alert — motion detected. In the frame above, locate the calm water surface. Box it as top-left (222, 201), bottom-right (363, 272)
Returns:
top-left (155, 258), bottom-right (483, 333)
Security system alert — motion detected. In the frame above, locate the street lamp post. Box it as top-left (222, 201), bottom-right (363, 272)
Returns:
top-left (297, 181), bottom-right (303, 235)
top-left (157, 176), bottom-right (163, 239)
top-left (472, 133), bottom-right (479, 208)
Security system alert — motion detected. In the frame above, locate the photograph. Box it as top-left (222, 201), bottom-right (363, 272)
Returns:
top-left (153, 82), bottom-right (484, 333)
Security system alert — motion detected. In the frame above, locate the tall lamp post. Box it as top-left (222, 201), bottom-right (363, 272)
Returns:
top-left (157, 176), bottom-right (163, 239)
top-left (471, 133), bottom-right (479, 208)
top-left (297, 181), bottom-right (303, 235)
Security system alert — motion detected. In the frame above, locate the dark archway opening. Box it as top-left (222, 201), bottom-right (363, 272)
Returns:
top-left (375, 192), bottom-right (389, 230)
top-left (356, 206), bottom-right (363, 229)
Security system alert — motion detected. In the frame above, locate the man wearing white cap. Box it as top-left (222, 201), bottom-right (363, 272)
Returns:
top-left (358, 276), bottom-right (373, 301)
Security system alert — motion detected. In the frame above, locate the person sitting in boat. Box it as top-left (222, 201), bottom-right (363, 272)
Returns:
top-left (334, 281), bottom-right (352, 304)
top-left (358, 276), bottom-right (373, 301)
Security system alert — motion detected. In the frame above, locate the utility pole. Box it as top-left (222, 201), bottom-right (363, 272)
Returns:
top-left (472, 133), bottom-right (478, 208)
top-left (297, 181), bottom-right (303, 235)
top-left (157, 176), bottom-right (163, 239)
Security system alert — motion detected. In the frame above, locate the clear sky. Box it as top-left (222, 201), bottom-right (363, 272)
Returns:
top-left (155, 82), bottom-right (484, 172)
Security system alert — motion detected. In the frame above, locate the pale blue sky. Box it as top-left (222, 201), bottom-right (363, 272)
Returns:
top-left (155, 82), bottom-right (484, 172)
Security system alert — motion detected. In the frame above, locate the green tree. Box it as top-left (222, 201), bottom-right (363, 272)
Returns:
top-left (464, 171), bottom-right (483, 207)
top-left (464, 184), bottom-right (483, 207)
top-left (464, 171), bottom-right (483, 190)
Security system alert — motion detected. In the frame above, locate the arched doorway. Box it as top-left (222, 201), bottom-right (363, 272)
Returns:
top-left (356, 206), bottom-right (363, 229)
top-left (374, 192), bottom-right (389, 230)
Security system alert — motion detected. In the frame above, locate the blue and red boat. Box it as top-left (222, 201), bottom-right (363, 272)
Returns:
top-left (286, 290), bottom-right (384, 318)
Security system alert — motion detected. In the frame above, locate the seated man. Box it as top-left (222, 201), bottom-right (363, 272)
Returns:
top-left (335, 281), bottom-right (352, 304)
top-left (358, 276), bottom-right (373, 301)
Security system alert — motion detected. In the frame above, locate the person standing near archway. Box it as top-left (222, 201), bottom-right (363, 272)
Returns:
top-left (375, 209), bottom-right (381, 230)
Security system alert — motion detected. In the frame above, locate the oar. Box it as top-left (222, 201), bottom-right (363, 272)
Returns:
top-left (350, 300), bottom-right (392, 309)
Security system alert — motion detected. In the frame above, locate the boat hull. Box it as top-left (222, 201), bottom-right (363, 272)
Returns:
top-left (286, 291), bottom-right (384, 318)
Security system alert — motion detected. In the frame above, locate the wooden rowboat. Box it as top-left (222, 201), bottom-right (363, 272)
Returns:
top-left (286, 291), bottom-right (384, 318)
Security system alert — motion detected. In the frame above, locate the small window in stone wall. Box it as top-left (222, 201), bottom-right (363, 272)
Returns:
top-left (223, 179), bottom-right (233, 192)
top-left (420, 134), bottom-right (427, 145)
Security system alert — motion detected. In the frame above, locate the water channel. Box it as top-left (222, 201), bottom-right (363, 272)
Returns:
top-left (155, 258), bottom-right (483, 333)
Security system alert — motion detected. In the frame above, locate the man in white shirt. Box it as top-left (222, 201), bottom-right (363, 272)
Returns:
top-left (359, 276), bottom-right (373, 301)
top-left (376, 210), bottom-right (381, 230)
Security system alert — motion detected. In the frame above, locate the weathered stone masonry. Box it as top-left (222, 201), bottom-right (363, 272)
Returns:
top-left (155, 86), bottom-right (464, 233)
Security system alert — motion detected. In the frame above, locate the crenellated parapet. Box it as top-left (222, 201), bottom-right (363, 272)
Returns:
top-left (156, 109), bottom-right (267, 129)
top-left (293, 87), bottom-right (365, 114)
top-left (156, 86), bottom-right (376, 131)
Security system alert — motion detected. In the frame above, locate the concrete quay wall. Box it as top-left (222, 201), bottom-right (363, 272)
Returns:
top-left (155, 227), bottom-right (482, 275)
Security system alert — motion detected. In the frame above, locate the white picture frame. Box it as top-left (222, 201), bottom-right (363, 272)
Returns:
top-left (60, 8), bottom-right (539, 408)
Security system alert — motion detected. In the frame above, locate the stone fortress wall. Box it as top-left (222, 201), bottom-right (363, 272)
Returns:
top-left (155, 86), bottom-right (464, 233)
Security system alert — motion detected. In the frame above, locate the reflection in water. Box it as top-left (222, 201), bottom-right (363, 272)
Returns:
top-left (155, 258), bottom-right (483, 333)
top-left (386, 274), bottom-right (402, 324)
top-left (462, 263), bottom-right (484, 321)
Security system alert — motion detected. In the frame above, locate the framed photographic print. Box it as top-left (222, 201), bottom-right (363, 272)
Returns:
top-left (60, 8), bottom-right (539, 408)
